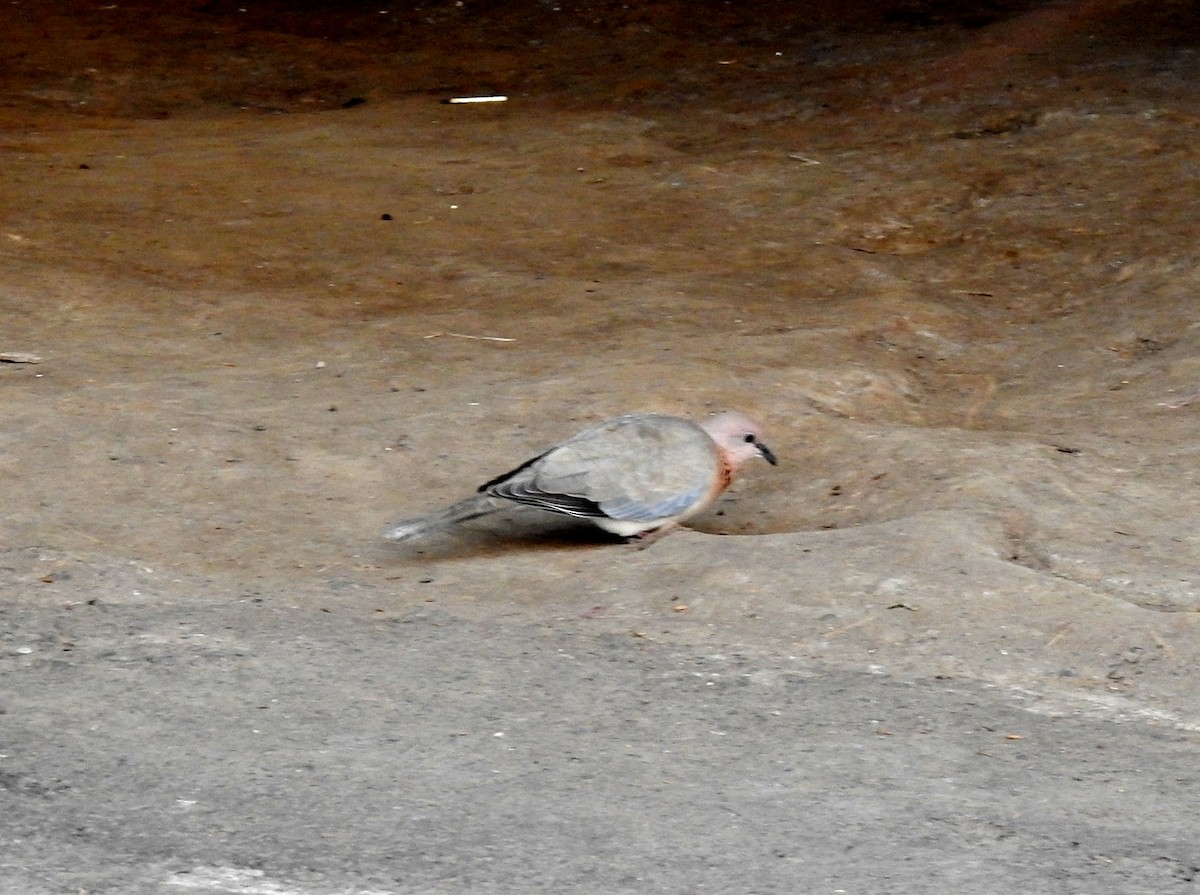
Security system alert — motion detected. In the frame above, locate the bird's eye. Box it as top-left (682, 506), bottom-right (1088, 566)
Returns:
top-left (743, 433), bottom-right (756, 443)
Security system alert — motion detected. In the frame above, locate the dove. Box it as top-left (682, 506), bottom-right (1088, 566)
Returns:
top-left (383, 411), bottom-right (777, 543)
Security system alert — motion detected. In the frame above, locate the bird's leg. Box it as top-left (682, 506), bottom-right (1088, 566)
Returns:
top-left (628, 523), bottom-right (678, 550)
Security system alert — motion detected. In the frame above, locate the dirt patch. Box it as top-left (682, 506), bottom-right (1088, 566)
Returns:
top-left (3, 1), bottom-right (1200, 889)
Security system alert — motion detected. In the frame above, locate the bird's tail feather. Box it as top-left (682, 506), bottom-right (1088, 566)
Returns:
top-left (383, 494), bottom-right (501, 542)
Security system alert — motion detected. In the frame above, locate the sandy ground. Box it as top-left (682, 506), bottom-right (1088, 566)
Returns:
top-left (3, 1), bottom-right (1200, 892)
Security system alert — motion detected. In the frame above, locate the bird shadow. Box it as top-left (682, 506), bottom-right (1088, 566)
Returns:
top-left (378, 513), bottom-right (628, 563)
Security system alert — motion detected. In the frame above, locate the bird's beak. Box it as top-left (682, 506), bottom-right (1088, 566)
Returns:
top-left (757, 441), bottom-right (778, 466)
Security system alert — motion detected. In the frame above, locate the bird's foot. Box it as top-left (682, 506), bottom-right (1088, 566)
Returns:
top-left (627, 524), bottom-right (677, 550)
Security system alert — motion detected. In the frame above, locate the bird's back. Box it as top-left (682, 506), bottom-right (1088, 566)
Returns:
top-left (485, 414), bottom-right (720, 523)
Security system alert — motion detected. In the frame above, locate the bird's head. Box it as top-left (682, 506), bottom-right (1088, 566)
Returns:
top-left (701, 411), bottom-right (778, 469)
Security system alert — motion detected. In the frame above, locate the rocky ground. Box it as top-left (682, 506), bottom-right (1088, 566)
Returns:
top-left (2, 1), bottom-right (1199, 892)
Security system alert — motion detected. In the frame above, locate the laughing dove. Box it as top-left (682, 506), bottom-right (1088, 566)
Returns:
top-left (384, 411), bottom-right (777, 543)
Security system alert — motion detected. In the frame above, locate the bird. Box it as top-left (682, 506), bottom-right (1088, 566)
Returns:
top-left (383, 410), bottom-right (777, 544)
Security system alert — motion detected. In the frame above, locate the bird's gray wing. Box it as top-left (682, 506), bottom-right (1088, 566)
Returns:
top-left (483, 414), bottom-right (719, 523)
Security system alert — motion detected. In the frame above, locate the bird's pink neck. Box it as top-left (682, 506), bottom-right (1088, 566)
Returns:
top-left (715, 456), bottom-right (736, 494)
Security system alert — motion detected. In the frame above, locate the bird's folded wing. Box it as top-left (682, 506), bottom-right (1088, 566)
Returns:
top-left (487, 418), bottom-right (719, 523)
